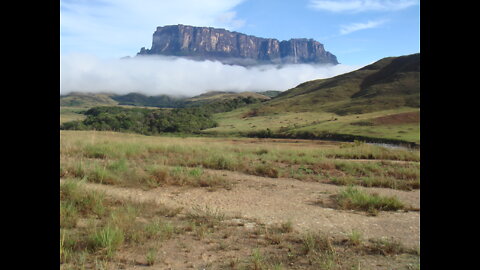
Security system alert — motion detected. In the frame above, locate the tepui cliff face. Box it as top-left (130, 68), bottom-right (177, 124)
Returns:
top-left (137, 25), bottom-right (339, 66)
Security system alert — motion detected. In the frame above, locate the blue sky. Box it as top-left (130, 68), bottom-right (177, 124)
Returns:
top-left (60, 0), bottom-right (420, 95)
top-left (60, 0), bottom-right (419, 66)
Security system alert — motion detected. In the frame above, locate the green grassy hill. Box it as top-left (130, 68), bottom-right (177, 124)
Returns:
top-left (110, 93), bottom-right (186, 108)
top-left (61, 91), bottom-right (272, 108)
top-left (184, 91), bottom-right (270, 106)
top-left (256, 90), bottom-right (282, 98)
top-left (204, 53), bottom-right (420, 145)
top-left (60, 92), bottom-right (119, 107)
top-left (258, 53), bottom-right (419, 115)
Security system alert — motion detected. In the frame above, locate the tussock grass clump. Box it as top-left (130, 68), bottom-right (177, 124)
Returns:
top-left (346, 230), bottom-right (363, 246)
top-left (252, 164), bottom-right (280, 178)
top-left (261, 221), bottom-right (294, 235)
top-left (185, 206), bottom-right (225, 233)
top-left (144, 218), bottom-right (176, 240)
top-left (145, 248), bottom-right (157, 266)
top-left (60, 201), bottom-right (78, 229)
top-left (88, 225), bottom-right (125, 257)
top-left (186, 206), bottom-right (225, 224)
top-left (198, 174), bottom-right (233, 190)
top-left (107, 158), bottom-right (128, 172)
top-left (301, 231), bottom-right (335, 255)
top-left (107, 205), bottom-right (139, 242)
top-left (362, 238), bottom-right (418, 256)
top-left (250, 248), bottom-right (267, 270)
top-left (145, 166), bottom-right (170, 187)
top-left (335, 186), bottom-right (404, 215)
top-left (245, 248), bottom-right (287, 270)
top-left (87, 163), bottom-right (119, 185)
top-left (260, 221), bottom-right (295, 245)
top-left (63, 162), bottom-right (87, 179)
top-left (255, 148), bottom-right (269, 155)
top-left (292, 231), bottom-right (343, 269)
top-left (60, 180), bottom-right (107, 217)
top-left (83, 144), bottom-right (116, 159)
top-left (279, 221), bottom-right (294, 234)
top-left (203, 155), bottom-right (236, 170)
top-left (183, 206), bottom-right (226, 239)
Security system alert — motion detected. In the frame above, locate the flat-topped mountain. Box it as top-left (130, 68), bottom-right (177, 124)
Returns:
top-left (137, 24), bottom-right (338, 66)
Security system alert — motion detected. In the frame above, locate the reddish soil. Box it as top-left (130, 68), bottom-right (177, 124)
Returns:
top-left (371, 111), bottom-right (420, 125)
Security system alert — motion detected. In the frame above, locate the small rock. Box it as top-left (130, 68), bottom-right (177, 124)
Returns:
top-left (223, 218), bottom-right (245, 226)
top-left (244, 223), bottom-right (256, 230)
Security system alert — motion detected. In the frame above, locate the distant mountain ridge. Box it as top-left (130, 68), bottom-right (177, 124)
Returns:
top-left (60, 91), bottom-right (275, 108)
top-left (137, 24), bottom-right (338, 66)
top-left (110, 93), bottom-right (186, 108)
top-left (60, 92), bottom-right (118, 107)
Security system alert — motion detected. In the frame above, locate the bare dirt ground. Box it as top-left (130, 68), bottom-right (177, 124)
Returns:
top-left (69, 168), bottom-right (420, 250)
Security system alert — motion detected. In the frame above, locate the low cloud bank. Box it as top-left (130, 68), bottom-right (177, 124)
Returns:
top-left (60, 54), bottom-right (361, 97)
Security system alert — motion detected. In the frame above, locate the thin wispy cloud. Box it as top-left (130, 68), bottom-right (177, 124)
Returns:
top-left (309, 0), bottom-right (418, 13)
top-left (60, 0), bottom-right (247, 57)
top-left (340, 19), bottom-right (387, 35)
top-left (216, 11), bottom-right (246, 29)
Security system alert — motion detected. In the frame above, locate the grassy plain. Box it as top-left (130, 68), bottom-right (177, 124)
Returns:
top-left (60, 130), bottom-right (420, 269)
top-left (60, 130), bottom-right (419, 191)
top-left (60, 107), bottom-right (87, 124)
top-left (205, 106), bottom-right (419, 144)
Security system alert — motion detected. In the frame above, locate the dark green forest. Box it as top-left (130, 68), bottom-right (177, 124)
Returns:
top-left (60, 96), bottom-right (264, 135)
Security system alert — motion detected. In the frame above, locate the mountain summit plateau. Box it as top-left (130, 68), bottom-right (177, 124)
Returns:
top-left (137, 24), bottom-right (338, 66)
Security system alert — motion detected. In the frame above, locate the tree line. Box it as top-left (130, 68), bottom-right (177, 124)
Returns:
top-left (60, 97), bottom-right (264, 135)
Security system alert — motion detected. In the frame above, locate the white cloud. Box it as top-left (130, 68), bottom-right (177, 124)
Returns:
top-left (60, 54), bottom-right (360, 96)
top-left (309, 0), bottom-right (418, 13)
top-left (60, 0), bottom-right (247, 57)
top-left (340, 19), bottom-right (387, 35)
top-left (215, 11), bottom-right (246, 29)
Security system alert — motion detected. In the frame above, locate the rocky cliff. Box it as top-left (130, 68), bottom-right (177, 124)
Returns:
top-left (137, 25), bottom-right (338, 66)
